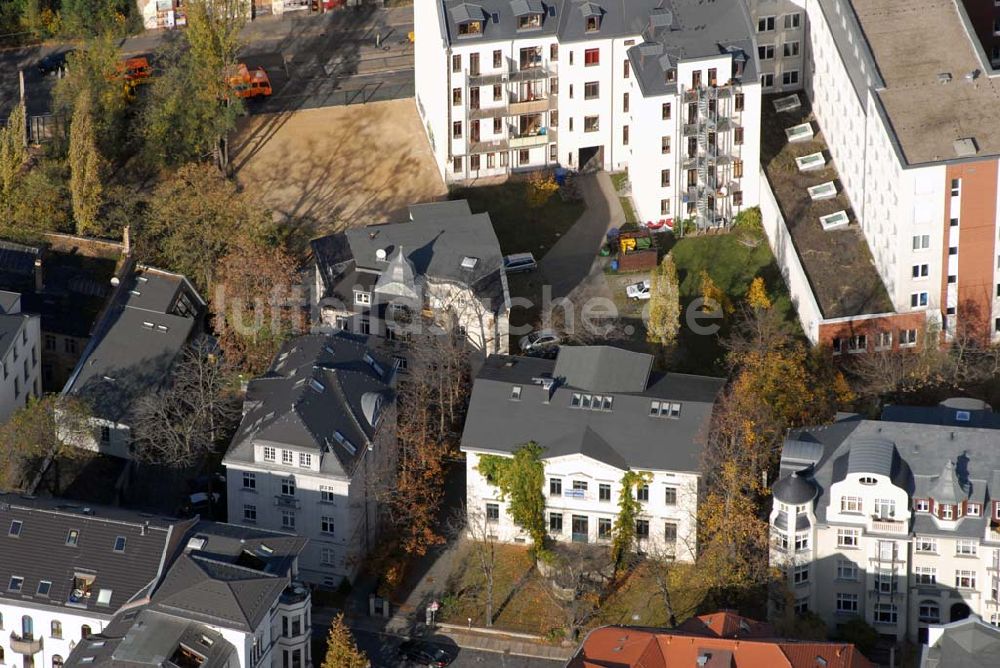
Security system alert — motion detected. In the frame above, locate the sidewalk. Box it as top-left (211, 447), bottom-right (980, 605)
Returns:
top-left (321, 610), bottom-right (574, 662)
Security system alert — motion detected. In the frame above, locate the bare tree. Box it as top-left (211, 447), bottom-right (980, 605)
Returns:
top-left (130, 338), bottom-right (240, 467)
top-left (542, 544), bottom-right (615, 641)
top-left (448, 503), bottom-right (499, 627)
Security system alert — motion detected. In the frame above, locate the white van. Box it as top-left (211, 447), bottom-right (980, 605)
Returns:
top-left (503, 252), bottom-right (537, 274)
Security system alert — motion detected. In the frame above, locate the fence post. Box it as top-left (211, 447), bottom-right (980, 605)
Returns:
top-left (18, 69), bottom-right (27, 147)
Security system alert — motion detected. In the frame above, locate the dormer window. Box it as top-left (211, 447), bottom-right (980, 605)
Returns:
top-left (665, 68), bottom-right (676, 84)
top-left (941, 505), bottom-right (954, 520)
top-left (586, 15), bottom-right (601, 31)
top-left (518, 13), bottom-right (542, 29)
top-left (458, 20), bottom-right (483, 35)
top-left (859, 476), bottom-right (877, 485)
top-left (968, 503), bottom-right (981, 517)
top-left (914, 499), bottom-right (929, 512)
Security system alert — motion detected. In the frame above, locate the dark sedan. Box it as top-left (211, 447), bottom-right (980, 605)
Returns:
top-left (398, 639), bottom-right (455, 667)
top-left (37, 50), bottom-right (73, 75)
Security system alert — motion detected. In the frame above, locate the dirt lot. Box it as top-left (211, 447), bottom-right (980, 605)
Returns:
top-left (231, 98), bottom-right (446, 250)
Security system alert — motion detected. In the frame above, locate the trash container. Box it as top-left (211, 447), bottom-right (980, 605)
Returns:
top-left (555, 168), bottom-right (567, 186)
top-left (610, 259), bottom-right (620, 272)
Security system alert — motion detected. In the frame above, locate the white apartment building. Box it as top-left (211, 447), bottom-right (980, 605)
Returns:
top-left (749, 0), bottom-right (1000, 346)
top-left (223, 332), bottom-right (397, 588)
top-left (770, 399), bottom-right (1000, 644)
top-left (747, 0), bottom-right (806, 94)
top-left (460, 346), bottom-right (723, 560)
top-left (415, 0), bottom-right (763, 227)
top-left (0, 291), bottom-right (41, 424)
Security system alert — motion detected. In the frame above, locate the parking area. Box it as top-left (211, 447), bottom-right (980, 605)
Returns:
top-left (230, 98), bottom-right (446, 248)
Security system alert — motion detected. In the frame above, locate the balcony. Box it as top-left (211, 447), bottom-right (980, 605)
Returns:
top-left (468, 138), bottom-right (509, 154)
top-left (509, 97), bottom-right (554, 115)
top-left (987, 527), bottom-right (1000, 543)
top-left (469, 65), bottom-right (551, 86)
top-left (510, 128), bottom-right (555, 148)
top-left (10, 633), bottom-right (43, 655)
top-left (870, 519), bottom-right (907, 535)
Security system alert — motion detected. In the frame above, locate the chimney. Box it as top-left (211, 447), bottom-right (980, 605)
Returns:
top-left (33, 258), bottom-right (43, 293)
top-left (123, 225), bottom-right (131, 257)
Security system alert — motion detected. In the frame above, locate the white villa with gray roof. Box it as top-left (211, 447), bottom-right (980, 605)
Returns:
top-left (311, 200), bottom-right (510, 358)
top-left (415, 0), bottom-right (762, 228)
top-left (460, 346), bottom-right (723, 560)
top-left (222, 332), bottom-right (397, 588)
top-left (770, 398), bottom-right (1000, 644)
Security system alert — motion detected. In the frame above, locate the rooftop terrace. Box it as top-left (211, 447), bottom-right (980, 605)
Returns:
top-left (852, 0), bottom-right (1000, 164)
top-left (761, 94), bottom-right (893, 319)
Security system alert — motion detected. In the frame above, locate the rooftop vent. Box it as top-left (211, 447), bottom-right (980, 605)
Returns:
top-left (461, 256), bottom-right (479, 269)
top-left (375, 248), bottom-right (388, 262)
top-left (956, 410), bottom-right (971, 422)
top-left (492, 11), bottom-right (500, 22)
top-left (938, 72), bottom-right (952, 83)
top-left (186, 536), bottom-right (208, 551)
top-left (953, 137), bottom-right (978, 158)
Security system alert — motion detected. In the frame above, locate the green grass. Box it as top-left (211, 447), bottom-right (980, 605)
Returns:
top-left (438, 543), bottom-right (569, 636)
top-left (610, 172), bottom-right (629, 192)
top-left (619, 196), bottom-right (638, 224)
top-left (450, 182), bottom-right (585, 259)
top-left (592, 561), bottom-right (706, 630)
top-left (668, 230), bottom-right (800, 374)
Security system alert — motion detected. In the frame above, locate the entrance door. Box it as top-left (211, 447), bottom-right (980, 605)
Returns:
top-left (572, 515), bottom-right (589, 543)
top-left (578, 146), bottom-right (603, 173)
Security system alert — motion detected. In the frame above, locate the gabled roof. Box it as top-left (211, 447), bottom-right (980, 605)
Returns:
top-left (224, 332), bottom-right (394, 478)
top-left (0, 494), bottom-right (189, 616)
top-left (461, 349), bottom-right (723, 473)
top-left (678, 611), bottom-right (775, 638)
top-left (450, 2), bottom-right (485, 23)
top-left (62, 264), bottom-right (205, 423)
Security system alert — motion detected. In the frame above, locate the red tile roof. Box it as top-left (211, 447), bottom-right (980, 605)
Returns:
top-left (568, 613), bottom-right (875, 668)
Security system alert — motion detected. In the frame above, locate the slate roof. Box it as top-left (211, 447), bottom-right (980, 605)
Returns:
top-left (62, 265), bottom-right (205, 423)
top-left (775, 400), bottom-right (1000, 536)
top-left (311, 200), bottom-right (507, 313)
top-left (0, 312), bottom-right (34, 362)
top-left (65, 610), bottom-right (238, 668)
top-left (772, 471), bottom-right (819, 505)
top-left (147, 521), bottom-right (306, 632)
top-left (921, 616), bottom-right (1000, 668)
top-left (0, 494), bottom-right (186, 616)
top-left (627, 0), bottom-right (757, 99)
top-left (460, 348), bottom-right (723, 473)
top-left (223, 332), bottom-right (395, 479)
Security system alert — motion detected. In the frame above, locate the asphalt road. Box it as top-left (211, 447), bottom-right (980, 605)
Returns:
top-left (0, 5), bottom-right (414, 122)
top-left (352, 630), bottom-right (565, 668)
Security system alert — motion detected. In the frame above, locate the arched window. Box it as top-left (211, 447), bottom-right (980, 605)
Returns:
top-left (51, 620), bottom-right (62, 639)
top-left (22, 615), bottom-right (33, 640)
top-left (81, 625), bottom-right (91, 639)
top-left (53, 655), bottom-right (63, 668)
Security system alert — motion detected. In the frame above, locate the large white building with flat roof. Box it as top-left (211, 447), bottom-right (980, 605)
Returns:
top-left (415, 0), bottom-right (763, 228)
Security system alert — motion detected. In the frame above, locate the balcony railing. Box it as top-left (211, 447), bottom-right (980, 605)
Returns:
top-left (280, 582), bottom-right (310, 606)
top-left (468, 138), bottom-right (509, 154)
top-left (10, 633), bottom-right (43, 655)
top-left (510, 128), bottom-right (555, 148)
top-left (870, 519), bottom-right (907, 535)
top-left (509, 97), bottom-right (554, 115)
top-left (469, 65), bottom-right (551, 86)
top-left (987, 527), bottom-right (1000, 543)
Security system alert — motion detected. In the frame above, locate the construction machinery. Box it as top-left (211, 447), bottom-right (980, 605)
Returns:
top-left (226, 63), bottom-right (272, 99)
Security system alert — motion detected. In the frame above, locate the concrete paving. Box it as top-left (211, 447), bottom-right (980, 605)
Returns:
top-left (539, 172), bottom-right (626, 301)
top-left (351, 628), bottom-right (565, 667)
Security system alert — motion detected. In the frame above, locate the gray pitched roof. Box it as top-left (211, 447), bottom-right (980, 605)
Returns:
top-left (626, 0), bottom-right (757, 98)
top-left (66, 610), bottom-right (238, 668)
top-left (922, 616), bottom-right (1000, 668)
top-left (776, 400), bottom-right (1000, 536)
top-left (0, 312), bottom-right (33, 363)
top-left (772, 471), bottom-right (818, 505)
top-left (147, 521), bottom-right (305, 632)
top-left (553, 346), bottom-right (652, 393)
top-left (223, 332), bottom-right (395, 479)
top-left (460, 349), bottom-right (723, 473)
top-left (0, 494), bottom-right (186, 616)
top-left (62, 265), bottom-right (205, 423)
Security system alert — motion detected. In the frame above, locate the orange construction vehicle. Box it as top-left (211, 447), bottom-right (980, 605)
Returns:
top-left (226, 63), bottom-right (272, 99)
top-left (120, 57), bottom-right (152, 85)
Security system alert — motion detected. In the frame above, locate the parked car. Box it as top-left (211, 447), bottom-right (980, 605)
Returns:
top-left (518, 329), bottom-right (560, 353)
top-left (626, 279), bottom-right (652, 301)
top-left (38, 50), bottom-right (73, 75)
top-left (503, 252), bottom-right (537, 274)
top-left (179, 492), bottom-right (222, 519)
top-left (398, 639), bottom-right (455, 667)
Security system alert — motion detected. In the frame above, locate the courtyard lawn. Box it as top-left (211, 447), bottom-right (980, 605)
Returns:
top-left (450, 181), bottom-right (585, 259)
top-left (668, 229), bottom-right (800, 374)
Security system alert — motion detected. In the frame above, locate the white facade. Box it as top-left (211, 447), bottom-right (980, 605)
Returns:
top-left (0, 599), bottom-right (109, 668)
top-left (465, 449), bottom-right (699, 561)
top-left (415, 0), bottom-right (763, 228)
top-left (0, 312), bottom-right (42, 425)
top-left (747, 0), bottom-right (806, 93)
top-left (225, 420), bottom-right (395, 588)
